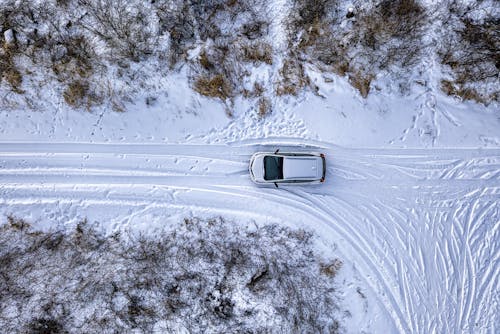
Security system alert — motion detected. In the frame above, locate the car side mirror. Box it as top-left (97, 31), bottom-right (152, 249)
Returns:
top-left (274, 149), bottom-right (280, 154)
top-left (274, 182), bottom-right (278, 188)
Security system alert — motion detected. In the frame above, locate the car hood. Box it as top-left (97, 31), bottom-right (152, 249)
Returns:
top-left (250, 155), bottom-right (265, 181)
top-left (282, 156), bottom-right (322, 179)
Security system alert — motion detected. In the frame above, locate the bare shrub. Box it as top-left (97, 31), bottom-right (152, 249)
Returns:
top-left (0, 0), bottom-right (102, 107)
top-left (241, 20), bottom-right (269, 40)
top-left (2, 63), bottom-right (22, 92)
top-left (63, 80), bottom-right (101, 109)
top-left (288, 0), bottom-right (427, 97)
top-left (0, 38), bottom-right (23, 92)
top-left (6, 214), bottom-right (30, 230)
top-left (320, 259), bottom-right (343, 277)
top-left (193, 74), bottom-right (233, 100)
top-left (0, 0), bottom-right (166, 109)
top-left (257, 96), bottom-right (271, 117)
top-left (240, 41), bottom-right (273, 65)
top-left (0, 216), bottom-right (344, 333)
top-left (275, 59), bottom-right (310, 96)
top-left (154, 1), bottom-right (197, 66)
top-left (76, 0), bottom-right (158, 62)
top-left (50, 35), bottom-right (96, 81)
top-left (290, 0), bottom-right (339, 29)
top-left (28, 318), bottom-right (66, 334)
top-left (349, 72), bottom-right (373, 98)
top-left (438, 1), bottom-right (499, 104)
top-left (180, 0), bottom-right (272, 111)
top-left (0, 0), bottom-right (276, 111)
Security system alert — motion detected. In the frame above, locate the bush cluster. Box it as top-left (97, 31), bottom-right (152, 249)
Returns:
top-left (2, 0), bottom-right (494, 110)
top-left (0, 216), bottom-right (343, 333)
top-left (438, 0), bottom-right (499, 104)
top-left (0, 0), bottom-right (274, 115)
top-left (287, 0), bottom-right (427, 97)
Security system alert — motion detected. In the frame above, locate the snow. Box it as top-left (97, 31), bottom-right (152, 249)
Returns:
top-left (0, 0), bottom-right (499, 333)
top-left (1, 139), bottom-right (498, 332)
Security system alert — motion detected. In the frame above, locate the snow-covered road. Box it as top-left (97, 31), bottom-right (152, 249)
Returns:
top-left (0, 140), bottom-right (498, 333)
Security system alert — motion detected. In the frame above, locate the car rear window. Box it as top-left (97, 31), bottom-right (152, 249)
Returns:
top-left (264, 156), bottom-right (283, 181)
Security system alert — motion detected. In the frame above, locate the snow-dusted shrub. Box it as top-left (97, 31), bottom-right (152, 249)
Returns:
top-left (275, 58), bottom-right (311, 96)
top-left (0, 0), bottom-right (103, 108)
top-left (0, 0), bottom-right (170, 109)
top-left (288, 0), bottom-right (427, 97)
top-left (257, 96), bottom-right (271, 117)
top-left (0, 215), bottom-right (343, 333)
top-left (193, 73), bottom-right (233, 100)
top-left (240, 41), bottom-right (273, 65)
top-left (178, 0), bottom-right (274, 115)
top-left (0, 0), bottom-right (274, 114)
top-left (438, 0), bottom-right (499, 104)
top-left (289, 0), bottom-right (339, 29)
top-left (154, 0), bottom-right (197, 66)
top-left (0, 42), bottom-right (23, 92)
top-left (77, 0), bottom-right (161, 62)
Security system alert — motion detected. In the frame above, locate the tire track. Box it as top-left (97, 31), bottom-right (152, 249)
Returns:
top-left (1, 140), bottom-right (499, 333)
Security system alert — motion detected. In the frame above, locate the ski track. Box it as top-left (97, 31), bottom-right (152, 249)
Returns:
top-left (0, 140), bottom-right (499, 334)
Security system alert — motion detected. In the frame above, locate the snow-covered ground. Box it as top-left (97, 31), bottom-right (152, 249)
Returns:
top-left (1, 73), bottom-right (499, 332)
top-left (0, 0), bottom-right (499, 332)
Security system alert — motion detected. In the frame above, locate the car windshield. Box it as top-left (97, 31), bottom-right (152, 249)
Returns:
top-left (263, 156), bottom-right (283, 181)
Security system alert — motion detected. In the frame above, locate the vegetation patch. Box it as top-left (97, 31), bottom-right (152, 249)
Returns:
top-left (0, 215), bottom-right (344, 333)
top-left (63, 80), bottom-right (94, 108)
top-left (257, 96), bottom-right (271, 117)
top-left (185, 0), bottom-right (274, 115)
top-left (438, 1), bottom-right (499, 104)
top-left (240, 41), bottom-right (273, 65)
top-left (275, 59), bottom-right (310, 96)
top-left (0, 41), bottom-right (23, 93)
top-left (287, 0), bottom-right (427, 97)
top-left (193, 74), bottom-right (233, 100)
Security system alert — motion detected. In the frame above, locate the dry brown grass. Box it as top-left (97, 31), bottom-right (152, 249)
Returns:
top-left (3, 67), bottom-right (22, 91)
top-left (193, 74), bottom-right (233, 100)
top-left (349, 72), bottom-right (373, 98)
top-left (242, 81), bottom-right (265, 98)
top-left (275, 59), bottom-right (310, 96)
top-left (440, 79), bottom-right (495, 105)
top-left (198, 50), bottom-right (212, 70)
top-left (50, 35), bottom-right (95, 82)
top-left (63, 80), bottom-right (88, 106)
top-left (320, 259), bottom-right (343, 278)
top-left (257, 96), bottom-right (271, 117)
top-left (192, 39), bottom-right (272, 107)
top-left (0, 43), bottom-right (23, 93)
top-left (240, 41), bottom-right (273, 65)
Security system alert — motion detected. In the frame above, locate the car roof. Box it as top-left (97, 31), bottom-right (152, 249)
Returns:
top-left (282, 156), bottom-right (320, 179)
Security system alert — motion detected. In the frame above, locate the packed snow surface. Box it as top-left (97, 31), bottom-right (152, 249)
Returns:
top-left (0, 62), bottom-right (498, 332)
top-left (0, 0), bottom-right (498, 330)
top-left (0, 137), bottom-right (498, 333)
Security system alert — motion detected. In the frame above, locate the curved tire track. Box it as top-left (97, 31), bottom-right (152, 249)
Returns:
top-left (0, 140), bottom-right (499, 333)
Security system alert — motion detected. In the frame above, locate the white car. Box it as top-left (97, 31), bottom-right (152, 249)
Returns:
top-left (249, 150), bottom-right (326, 186)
